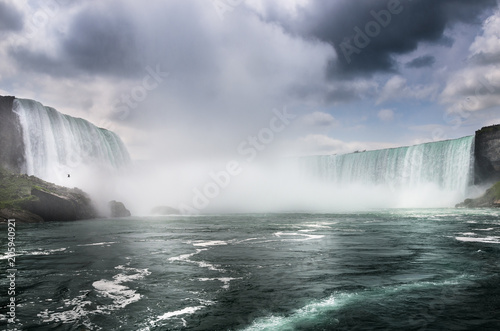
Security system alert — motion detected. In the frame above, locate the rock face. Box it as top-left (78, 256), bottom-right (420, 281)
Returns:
top-left (475, 124), bottom-right (500, 184)
top-left (27, 188), bottom-right (97, 222)
top-left (109, 200), bottom-right (131, 217)
top-left (0, 96), bottom-right (25, 173)
top-left (0, 167), bottom-right (98, 223)
top-left (0, 208), bottom-right (44, 223)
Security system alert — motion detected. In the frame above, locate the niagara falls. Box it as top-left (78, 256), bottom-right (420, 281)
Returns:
top-left (1, 1), bottom-right (500, 330)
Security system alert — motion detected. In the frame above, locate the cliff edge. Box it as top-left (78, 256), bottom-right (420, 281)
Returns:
top-left (0, 96), bottom-right (25, 173)
top-left (0, 167), bottom-right (99, 222)
top-left (475, 124), bottom-right (500, 184)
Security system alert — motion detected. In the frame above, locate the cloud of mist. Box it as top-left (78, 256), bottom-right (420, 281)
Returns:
top-left (102, 158), bottom-right (478, 216)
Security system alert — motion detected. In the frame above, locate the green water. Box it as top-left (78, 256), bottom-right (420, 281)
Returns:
top-left (1, 209), bottom-right (499, 330)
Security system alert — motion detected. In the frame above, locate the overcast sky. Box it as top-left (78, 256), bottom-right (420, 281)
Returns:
top-left (1, 0), bottom-right (500, 162)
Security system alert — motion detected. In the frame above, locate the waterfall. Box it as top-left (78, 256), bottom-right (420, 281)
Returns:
top-left (300, 136), bottom-right (475, 194)
top-left (13, 98), bottom-right (130, 183)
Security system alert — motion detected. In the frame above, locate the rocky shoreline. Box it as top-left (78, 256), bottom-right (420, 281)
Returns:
top-left (456, 181), bottom-right (500, 208)
top-left (0, 167), bottom-right (130, 223)
top-left (0, 167), bottom-right (98, 223)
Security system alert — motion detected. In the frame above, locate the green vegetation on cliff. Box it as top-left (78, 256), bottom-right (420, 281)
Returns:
top-left (0, 167), bottom-right (38, 210)
top-left (0, 167), bottom-right (98, 222)
top-left (456, 181), bottom-right (500, 208)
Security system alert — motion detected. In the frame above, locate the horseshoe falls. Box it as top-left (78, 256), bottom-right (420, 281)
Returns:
top-left (13, 98), bottom-right (130, 185)
top-left (297, 136), bottom-right (476, 208)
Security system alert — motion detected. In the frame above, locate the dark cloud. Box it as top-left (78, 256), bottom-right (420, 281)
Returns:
top-left (62, 7), bottom-right (141, 76)
top-left (9, 5), bottom-right (141, 78)
top-left (406, 55), bottom-right (435, 68)
top-left (8, 46), bottom-right (73, 77)
top-left (263, 0), bottom-right (497, 79)
top-left (0, 1), bottom-right (23, 32)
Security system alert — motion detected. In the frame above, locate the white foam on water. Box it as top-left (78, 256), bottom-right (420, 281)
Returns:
top-left (93, 265), bottom-right (151, 311)
top-left (34, 247), bottom-right (68, 254)
top-left (244, 274), bottom-right (474, 331)
top-left (0, 253), bottom-right (16, 260)
top-left (28, 247), bottom-right (68, 256)
top-left (196, 261), bottom-right (225, 272)
top-left (242, 294), bottom-right (346, 331)
top-left (169, 248), bottom-right (225, 272)
top-left (192, 240), bottom-right (228, 247)
top-left (198, 277), bottom-right (242, 289)
top-left (1, 247), bottom-right (69, 260)
top-left (274, 231), bottom-right (325, 241)
top-left (235, 237), bottom-right (261, 244)
top-left (37, 291), bottom-right (96, 327)
top-left (140, 304), bottom-right (210, 330)
top-left (93, 280), bottom-right (140, 309)
top-left (37, 264), bottom-right (150, 327)
top-left (77, 242), bottom-right (116, 247)
top-left (168, 249), bottom-right (206, 262)
top-left (458, 232), bottom-right (477, 236)
top-left (302, 222), bottom-right (335, 229)
top-left (455, 236), bottom-right (500, 244)
top-left (156, 306), bottom-right (205, 321)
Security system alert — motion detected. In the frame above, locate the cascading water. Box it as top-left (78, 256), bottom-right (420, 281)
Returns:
top-left (13, 98), bottom-right (130, 184)
top-left (300, 136), bottom-right (475, 197)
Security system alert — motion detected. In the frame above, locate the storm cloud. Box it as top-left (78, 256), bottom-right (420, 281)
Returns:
top-left (62, 6), bottom-right (141, 77)
top-left (0, 1), bottom-right (23, 32)
top-left (405, 55), bottom-right (435, 68)
top-left (261, 0), bottom-right (498, 79)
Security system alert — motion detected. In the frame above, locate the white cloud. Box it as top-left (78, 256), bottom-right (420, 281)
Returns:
top-left (469, 11), bottom-right (500, 62)
top-left (300, 111), bottom-right (338, 127)
top-left (440, 66), bottom-right (500, 113)
top-left (441, 10), bottom-right (500, 114)
top-left (377, 75), bottom-right (437, 104)
top-left (377, 109), bottom-right (394, 122)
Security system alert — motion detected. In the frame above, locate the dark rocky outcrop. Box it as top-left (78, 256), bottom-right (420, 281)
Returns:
top-left (26, 188), bottom-right (97, 222)
top-left (0, 167), bottom-right (98, 223)
top-left (109, 200), bottom-right (131, 217)
top-left (456, 181), bottom-right (500, 208)
top-left (475, 124), bottom-right (500, 184)
top-left (0, 95), bottom-right (25, 173)
top-left (151, 205), bottom-right (180, 215)
top-left (0, 208), bottom-right (44, 223)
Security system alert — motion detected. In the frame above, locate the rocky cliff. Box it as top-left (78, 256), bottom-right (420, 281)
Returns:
top-left (475, 124), bottom-right (500, 184)
top-left (109, 200), bottom-right (131, 218)
top-left (0, 167), bottom-right (98, 222)
top-left (0, 96), bottom-right (25, 173)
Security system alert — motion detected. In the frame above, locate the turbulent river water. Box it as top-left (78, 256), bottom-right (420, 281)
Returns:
top-left (1, 209), bottom-right (500, 330)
